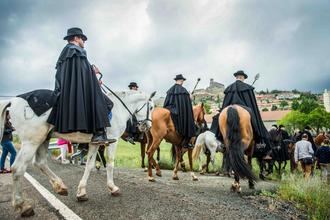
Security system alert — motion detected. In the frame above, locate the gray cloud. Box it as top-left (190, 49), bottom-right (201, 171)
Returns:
top-left (0, 0), bottom-right (329, 98)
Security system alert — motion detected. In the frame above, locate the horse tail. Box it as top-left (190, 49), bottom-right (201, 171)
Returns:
top-left (0, 100), bottom-right (11, 142)
top-left (192, 133), bottom-right (205, 161)
top-left (226, 106), bottom-right (256, 181)
top-left (171, 144), bottom-right (176, 163)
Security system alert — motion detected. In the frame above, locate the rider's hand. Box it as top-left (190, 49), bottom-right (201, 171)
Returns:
top-left (93, 65), bottom-right (101, 74)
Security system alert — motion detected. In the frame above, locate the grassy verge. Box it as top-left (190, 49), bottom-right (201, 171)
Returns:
top-left (277, 173), bottom-right (330, 220)
top-left (114, 139), bottom-right (224, 171)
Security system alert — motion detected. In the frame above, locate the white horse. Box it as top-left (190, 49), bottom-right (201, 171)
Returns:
top-left (192, 131), bottom-right (223, 174)
top-left (0, 90), bottom-right (155, 217)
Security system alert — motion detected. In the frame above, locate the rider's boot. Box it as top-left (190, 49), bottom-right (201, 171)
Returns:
top-left (92, 129), bottom-right (116, 144)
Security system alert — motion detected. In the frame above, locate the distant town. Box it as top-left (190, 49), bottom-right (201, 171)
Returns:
top-left (154, 78), bottom-right (330, 129)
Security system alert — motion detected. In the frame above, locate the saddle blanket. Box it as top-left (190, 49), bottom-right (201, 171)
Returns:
top-left (17, 89), bottom-right (57, 116)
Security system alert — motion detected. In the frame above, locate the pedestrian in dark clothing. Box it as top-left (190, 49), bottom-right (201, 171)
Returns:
top-left (315, 139), bottom-right (330, 183)
top-left (0, 111), bottom-right (16, 174)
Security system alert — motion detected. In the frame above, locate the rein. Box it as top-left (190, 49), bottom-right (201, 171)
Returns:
top-left (97, 72), bottom-right (152, 123)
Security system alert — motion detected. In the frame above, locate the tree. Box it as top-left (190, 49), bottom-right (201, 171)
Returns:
top-left (298, 97), bottom-right (319, 114)
top-left (203, 102), bottom-right (212, 114)
top-left (305, 107), bottom-right (330, 133)
top-left (262, 108), bottom-right (269, 112)
top-left (291, 100), bottom-right (299, 110)
top-left (271, 105), bottom-right (278, 111)
top-left (292, 89), bottom-right (300, 94)
top-left (279, 100), bottom-right (289, 110)
top-left (278, 111), bottom-right (307, 133)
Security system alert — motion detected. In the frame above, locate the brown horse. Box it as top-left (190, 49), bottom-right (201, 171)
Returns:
top-left (121, 132), bottom-right (160, 170)
top-left (219, 105), bottom-right (257, 192)
top-left (178, 103), bottom-right (207, 171)
top-left (146, 105), bottom-right (203, 182)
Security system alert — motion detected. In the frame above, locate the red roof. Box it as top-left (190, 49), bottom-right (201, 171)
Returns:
top-left (260, 110), bottom-right (291, 121)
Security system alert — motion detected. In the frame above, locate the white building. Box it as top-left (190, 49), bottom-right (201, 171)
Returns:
top-left (324, 89), bottom-right (330, 112)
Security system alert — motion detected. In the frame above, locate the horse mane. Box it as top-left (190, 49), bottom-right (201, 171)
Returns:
top-left (106, 90), bottom-right (150, 102)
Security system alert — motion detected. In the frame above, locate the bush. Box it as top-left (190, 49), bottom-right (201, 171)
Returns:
top-left (278, 174), bottom-right (330, 220)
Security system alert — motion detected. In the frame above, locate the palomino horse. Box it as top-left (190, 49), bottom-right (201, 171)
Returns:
top-left (219, 105), bottom-right (257, 192)
top-left (192, 130), bottom-right (223, 174)
top-left (0, 90), bottom-right (155, 217)
top-left (146, 107), bottom-right (199, 182)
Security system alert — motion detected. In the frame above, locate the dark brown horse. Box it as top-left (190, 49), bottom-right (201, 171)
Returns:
top-left (146, 105), bottom-right (203, 181)
top-left (219, 105), bottom-right (256, 192)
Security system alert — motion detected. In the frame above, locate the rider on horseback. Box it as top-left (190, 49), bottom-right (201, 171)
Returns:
top-left (163, 74), bottom-right (195, 148)
top-left (212, 70), bottom-right (272, 159)
top-left (47, 27), bottom-right (115, 144)
top-left (125, 82), bottom-right (140, 145)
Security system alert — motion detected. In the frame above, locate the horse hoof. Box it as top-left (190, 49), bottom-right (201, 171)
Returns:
top-left (143, 168), bottom-right (148, 172)
top-left (111, 188), bottom-right (121, 197)
top-left (199, 172), bottom-right (205, 175)
top-left (156, 172), bottom-right (162, 177)
top-left (172, 176), bottom-right (179, 180)
top-left (148, 177), bottom-right (155, 182)
top-left (77, 194), bottom-right (88, 202)
top-left (21, 205), bottom-right (35, 217)
top-left (57, 187), bottom-right (68, 196)
top-left (192, 177), bottom-right (199, 181)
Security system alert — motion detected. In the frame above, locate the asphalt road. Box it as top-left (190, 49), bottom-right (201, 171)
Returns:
top-left (7, 159), bottom-right (304, 220)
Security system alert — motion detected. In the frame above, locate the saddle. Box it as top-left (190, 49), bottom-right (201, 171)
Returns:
top-left (17, 89), bottom-right (57, 116)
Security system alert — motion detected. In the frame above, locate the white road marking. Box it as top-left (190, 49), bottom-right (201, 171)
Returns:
top-left (24, 172), bottom-right (82, 220)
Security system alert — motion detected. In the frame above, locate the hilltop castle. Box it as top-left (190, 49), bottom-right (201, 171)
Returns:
top-left (192, 78), bottom-right (225, 110)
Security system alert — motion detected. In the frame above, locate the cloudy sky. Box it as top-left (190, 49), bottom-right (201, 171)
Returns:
top-left (0, 0), bottom-right (329, 98)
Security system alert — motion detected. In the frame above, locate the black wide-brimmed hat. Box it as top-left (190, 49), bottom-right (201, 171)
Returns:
top-left (63, 27), bottom-right (88, 41)
top-left (233, 70), bottom-right (248, 79)
top-left (128, 82), bottom-right (138, 88)
top-left (174, 74), bottom-right (186, 81)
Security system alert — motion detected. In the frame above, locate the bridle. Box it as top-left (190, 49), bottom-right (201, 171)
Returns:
top-left (97, 72), bottom-right (154, 127)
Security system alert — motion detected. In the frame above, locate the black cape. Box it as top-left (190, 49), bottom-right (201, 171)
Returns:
top-left (223, 80), bottom-right (270, 141)
top-left (163, 84), bottom-right (195, 139)
top-left (47, 43), bottom-right (110, 133)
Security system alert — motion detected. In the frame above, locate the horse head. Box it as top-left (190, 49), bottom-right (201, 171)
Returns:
top-left (131, 91), bottom-right (156, 133)
top-left (193, 103), bottom-right (206, 126)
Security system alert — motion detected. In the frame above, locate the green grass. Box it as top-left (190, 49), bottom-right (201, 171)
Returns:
top-left (114, 139), bottom-right (225, 171)
top-left (277, 173), bottom-right (330, 220)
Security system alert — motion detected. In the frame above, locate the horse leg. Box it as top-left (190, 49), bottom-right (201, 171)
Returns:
top-left (180, 149), bottom-right (186, 172)
top-left (106, 143), bottom-right (120, 196)
top-left (11, 142), bottom-right (40, 217)
top-left (33, 140), bottom-right (68, 196)
top-left (188, 148), bottom-right (198, 181)
top-left (156, 146), bottom-right (160, 163)
top-left (278, 161), bottom-right (282, 176)
top-left (231, 173), bottom-right (241, 193)
top-left (206, 153), bottom-right (211, 173)
top-left (140, 142), bottom-right (146, 171)
top-left (200, 153), bottom-right (210, 175)
top-left (76, 144), bottom-right (99, 201)
top-left (257, 158), bottom-right (266, 180)
top-left (147, 139), bottom-right (161, 182)
top-left (172, 146), bottom-right (181, 180)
